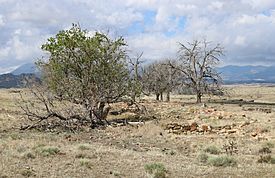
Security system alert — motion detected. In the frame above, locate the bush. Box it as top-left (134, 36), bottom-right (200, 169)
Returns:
top-left (23, 152), bottom-right (36, 159)
top-left (144, 163), bottom-right (167, 178)
top-left (204, 145), bottom-right (221, 155)
top-left (79, 158), bottom-right (92, 169)
top-left (258, 155), bottom-right (275, 164)
top-left (262, 142), bottom-right (274, 149)
top-left (207, 155), bottom-right (237, 167)
top-left (38, 146), bottom-right (60, 157)
top-left (197, 153), bottom-right (209, 163)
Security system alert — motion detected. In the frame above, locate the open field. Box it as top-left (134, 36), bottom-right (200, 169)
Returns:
top-left (1, 85), bottom-right (275, 178)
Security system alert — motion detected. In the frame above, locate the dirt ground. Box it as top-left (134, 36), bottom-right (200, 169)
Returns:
top-left (1, 85), bottom-right (275, 178)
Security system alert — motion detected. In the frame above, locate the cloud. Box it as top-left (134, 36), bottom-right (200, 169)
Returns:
top-left (0, 0), bottom-right (275, 73)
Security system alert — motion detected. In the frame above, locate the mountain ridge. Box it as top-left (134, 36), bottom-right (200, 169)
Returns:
top-left (1, 63), bottom-right (275, 88)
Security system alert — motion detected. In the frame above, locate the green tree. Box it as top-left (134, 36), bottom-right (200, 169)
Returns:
top-left (33, 24), bottom-right (130, 127)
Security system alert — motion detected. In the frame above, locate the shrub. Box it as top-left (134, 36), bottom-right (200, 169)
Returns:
top-left (75, 153), bottom-right (88, 159)
top-left (197, 153), bottom-right (209, 163)
top-left (207, 155), bottom-right (237, 167)
top-left (258, 155), bottom-right (275, 164)
top-left (38, 146), bottom-right (60, 157)
top-left (262, 142), bottom-right (274, 149)
top-left (204, 145), bottom-right (220, 155)
top-left (144, 163), bottom-right (167, 178)
top-left (259, 147), bottom-right (272, 154)
top-left (79, 158), bottom-right (92, 169)
top-left (20, 169), bottom-right (35, 177)
top-left (23, 152), bottom-right (36, 159)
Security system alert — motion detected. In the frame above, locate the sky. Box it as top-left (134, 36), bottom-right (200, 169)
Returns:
top-left (1, 0), bottom-right (275, 73)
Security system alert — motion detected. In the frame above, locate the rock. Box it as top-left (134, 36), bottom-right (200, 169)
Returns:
top-left (251, 132), bottom-right (258, 137)
top-left (201, 124), bottom-right (211, 132)
top-left (190, 122), bottom-right (198, 131)
top-left (219, 129), bottom-right (227, 134)
top-left (240, 121), bottom-right (250, 127)
top-left (223, 125), bottom-right (232, 130)
top-left (182, 125), bottom-right (191, 132)
top-left (227, 129), bottom-right (238, 134)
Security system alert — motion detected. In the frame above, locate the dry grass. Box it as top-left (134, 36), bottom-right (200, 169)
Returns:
top-left (0, 86), bottom-right (275, 177)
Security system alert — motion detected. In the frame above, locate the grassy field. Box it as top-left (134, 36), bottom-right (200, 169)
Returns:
top-left (1, 85), bottom-right (275, 178)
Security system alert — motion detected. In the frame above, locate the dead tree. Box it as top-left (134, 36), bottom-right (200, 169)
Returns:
top-left (142, 59), bottom-right (181, 101)
top-left (170, 40), bottom-right (224, 103)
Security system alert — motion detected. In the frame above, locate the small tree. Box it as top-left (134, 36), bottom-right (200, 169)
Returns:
top-left (128, 52), bottom-right (144, 103)
top-left (170, 40), bottom-right (224, 103)
top-left (22, 24), bottom-right (130, 128)
top-left (142, 60), bottom-right (180, 101)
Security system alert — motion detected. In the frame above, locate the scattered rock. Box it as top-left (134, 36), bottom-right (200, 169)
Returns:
top-left (240, 121), bottom-right (250, 127)
top-left (190, 122), bottom-right (198, 131)
top-left (201, 124), bottom-right (211, 132)
top-left (227, 129), bottom-right (238, 134)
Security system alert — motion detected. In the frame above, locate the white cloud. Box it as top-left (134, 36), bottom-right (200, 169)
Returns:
top-left (234, 36), bottom-right (246, 46)
top-left (0, 15), bottom-right (4, 26)
top-left (1, 0), bottom-right (275, 72)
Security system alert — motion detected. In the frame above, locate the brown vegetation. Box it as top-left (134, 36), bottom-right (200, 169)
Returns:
top-left (1, 85), bottom-right (275, 177)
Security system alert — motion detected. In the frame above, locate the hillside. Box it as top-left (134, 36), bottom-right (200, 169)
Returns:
top-left (0, 73), bottom-right (38, 88)
top-left (217, 65), bottom-right (275, 83)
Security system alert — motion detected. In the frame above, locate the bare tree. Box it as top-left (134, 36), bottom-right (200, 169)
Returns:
top-left (142, 60), bottom-right (181, 101)
top-left (170, 40), bottom-right (224, 103)
top-left (128, 52), bottom-right (144, 103)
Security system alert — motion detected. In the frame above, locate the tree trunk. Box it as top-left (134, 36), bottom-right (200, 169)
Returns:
top-left (166, 91), bottom-right (170, 102)
top-left (196, 93), bottom-right (202, 103)
top-left (160, 92), bottom-right (163, 101)
top-left (156, 93), bottom-right (160, 101)
top-left (90, 102), bottom-right (110, 128)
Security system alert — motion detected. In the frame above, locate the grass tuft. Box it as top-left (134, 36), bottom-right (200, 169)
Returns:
top-left (207, 155), bottom-right (237, 167)
top-left (38, 146), bottom-right (60, 157)
top-left (204, 145), bottom-right (221, 155)
top-left (78, 144), bottom-right (91, 150)
top-left (23, 152), bottom-right (36, 159)
top-left (144, 163), bottom-right (167, 178)
top-left (79, 158), bottom-right (92, 169)
top-left (197, 152), bottom-right (209, 163)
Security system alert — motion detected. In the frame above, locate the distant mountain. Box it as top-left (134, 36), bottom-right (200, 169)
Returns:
top-left (0, 73), bottom-right (39, 88)
top-left (1, 64), bottom-right (275, 88)
top-left (217, 65), bottom-right (275, 84)
top-left (11, 63), bottom-right (38, 75)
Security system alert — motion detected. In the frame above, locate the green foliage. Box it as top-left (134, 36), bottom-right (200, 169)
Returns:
top-left (204, 145), bottom-right (221, 155)
top-left (37, 146), bottom-right (60, 157)
top-left (37, 24), bottom-right (131, 124)
top-left (207, 155), bottom-right (237, 167)
top-left (144, 163), bottom-right (167, 178)
top-left (40, 24), bottom-right (129, 102)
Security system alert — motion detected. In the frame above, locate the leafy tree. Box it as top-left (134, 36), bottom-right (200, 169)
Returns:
top-left (170, 40), bottom-right (224, 103)
top-left (23, 24), bottom-right (130, 128)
